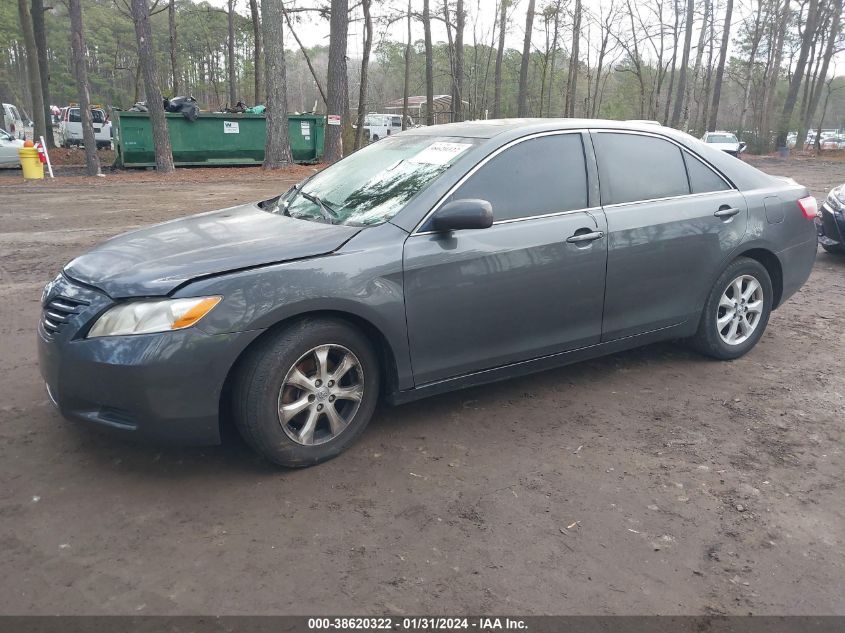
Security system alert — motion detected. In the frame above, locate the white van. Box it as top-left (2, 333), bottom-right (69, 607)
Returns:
top-left (2, 103), bottom-right (25, 140)
top-left (58, 106), bottom-right (112, 149)
top-left (363, 113), bottom-right (410, 141)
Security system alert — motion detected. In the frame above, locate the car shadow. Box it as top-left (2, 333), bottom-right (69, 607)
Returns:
top-left (58, 339), bottom-right (701, 479)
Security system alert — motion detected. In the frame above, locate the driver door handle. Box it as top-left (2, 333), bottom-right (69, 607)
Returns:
top-left (566, 230), bottom-right (605, 244)
top-left (714, 207), bottom-right (741, 219)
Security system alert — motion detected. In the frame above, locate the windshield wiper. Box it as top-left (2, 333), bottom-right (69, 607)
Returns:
top-left (299, 190), bottom-right (339, 224)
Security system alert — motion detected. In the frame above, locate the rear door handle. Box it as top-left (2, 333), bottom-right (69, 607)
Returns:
top-left (566, 230), bottom-right (605, 244)
top-left (714, 207), bottom-right (741, 219)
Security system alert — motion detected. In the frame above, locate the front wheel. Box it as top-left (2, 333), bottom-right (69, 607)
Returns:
top-left (690, 257), bottom-right (773, 360)
top-left (233, 318), bottom-right (380, 467)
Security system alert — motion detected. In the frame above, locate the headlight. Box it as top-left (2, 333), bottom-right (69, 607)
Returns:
top-left (87, 296), bottom-right (221, 338)
top-left (832, 186), bottom-right (845, 208)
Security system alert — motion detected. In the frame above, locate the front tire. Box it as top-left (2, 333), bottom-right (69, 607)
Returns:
top-left (233, 318), bottom-right (380, 467)
top-left (690, 257), bottom-right (773, 360)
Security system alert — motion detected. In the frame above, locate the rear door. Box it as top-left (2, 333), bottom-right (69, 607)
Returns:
top-left (591, 130), bottom-right (748, 340)
top-left (403, 131), bottom-right (608, 385)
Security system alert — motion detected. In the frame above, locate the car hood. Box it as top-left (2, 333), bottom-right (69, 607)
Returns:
top-left (64, 202), bottom-right (361, 297)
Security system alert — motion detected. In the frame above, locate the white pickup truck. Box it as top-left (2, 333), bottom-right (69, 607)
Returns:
top-left (58, 106), bottom-right (112, 149)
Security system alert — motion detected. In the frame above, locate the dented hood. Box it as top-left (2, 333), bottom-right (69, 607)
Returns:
top-left (64, 202), bottom-right (361, 297)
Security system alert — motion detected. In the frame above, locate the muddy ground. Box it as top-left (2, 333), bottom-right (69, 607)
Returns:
top-left (0, 157), bottom-right (843, 616)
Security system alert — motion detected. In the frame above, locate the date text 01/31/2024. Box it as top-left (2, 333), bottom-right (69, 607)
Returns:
top-left (307, 617), bottom-right (528, 630)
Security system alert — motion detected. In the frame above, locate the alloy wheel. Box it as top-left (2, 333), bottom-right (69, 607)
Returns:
top-left (277, 344), bottom-right (364, 446)
top-left (716, 274), bottom-right (764, 346)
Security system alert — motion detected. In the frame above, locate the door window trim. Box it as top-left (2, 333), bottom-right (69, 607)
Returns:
top-left (589, 129), bottom-right (737, 207)
top-left (411, 130), bottom-right (592, 236)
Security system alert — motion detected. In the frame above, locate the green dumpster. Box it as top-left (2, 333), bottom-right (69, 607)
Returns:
top-left (114, 112), bottom-right (325, 167)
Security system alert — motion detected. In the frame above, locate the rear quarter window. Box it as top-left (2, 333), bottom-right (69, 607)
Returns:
top-left (683, 151), bottom-right (731, 194)
top-left (593, 132), bottom-right (690, 205)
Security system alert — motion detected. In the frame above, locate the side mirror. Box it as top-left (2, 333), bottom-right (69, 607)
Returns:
top-left (739, 142), bottom-right (747, 153)
top-left (429, 199), bottom-right (494, 232)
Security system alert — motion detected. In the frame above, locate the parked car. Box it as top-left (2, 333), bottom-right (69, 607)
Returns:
top-left (57, 106), bottom-right (112, 149)
top-left (362, 113), bottom-right (408, 141)
top-left (702, 131), bottom-right (746, 157)
top-left (820, 136), bottom-right (845, 151)
top-left (2, 103), bottom-right (25, 140)
top-left (0, 128), bottom-right (24, 166)
top-left (816, 184), bottom-right (845, 254)
top-left (38, 119), bottom-right (818, 467)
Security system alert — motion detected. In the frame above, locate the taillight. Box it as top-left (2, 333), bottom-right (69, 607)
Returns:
top-left (798, 196), bottom-right (819, 220)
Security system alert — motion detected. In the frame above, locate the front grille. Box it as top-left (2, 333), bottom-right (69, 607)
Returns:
top-left (41, 296), bottom-right (89, 336)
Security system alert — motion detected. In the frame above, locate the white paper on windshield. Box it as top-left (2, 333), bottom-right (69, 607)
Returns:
top-left (409, 142), bottom-right (472, 165)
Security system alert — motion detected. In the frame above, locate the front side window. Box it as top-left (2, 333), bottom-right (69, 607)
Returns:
top-left (593, 132), bottom-right (689, 205)
top-left (267, 135), bottom-right (480, 227)
top-left (448, 133), bottom-right (588, 222)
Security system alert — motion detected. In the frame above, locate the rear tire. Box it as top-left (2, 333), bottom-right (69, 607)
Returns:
top-left (690, 257), bottom-right (773, 360)
top-left (233, 318), bottom-right (380, 467)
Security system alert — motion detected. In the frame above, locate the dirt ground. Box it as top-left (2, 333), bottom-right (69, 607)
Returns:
top-left (0, 156), bottom-right (843, 616)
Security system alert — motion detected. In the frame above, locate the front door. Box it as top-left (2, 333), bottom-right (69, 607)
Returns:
top-left (403, 132), bottom-right (608, 386)
top-left (591, 131), bottom-right (748, 340)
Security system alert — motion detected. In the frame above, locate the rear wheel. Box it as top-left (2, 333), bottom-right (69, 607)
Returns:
top-left (233, 318), bottom-right (380, 467)
top-left (690, 257), bottom-right (773, 360)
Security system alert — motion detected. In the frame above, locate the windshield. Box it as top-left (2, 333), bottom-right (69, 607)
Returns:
top-left (269, 135), bottom-right (479, 227)
top-left (707, 133), bottom-right (737, 144)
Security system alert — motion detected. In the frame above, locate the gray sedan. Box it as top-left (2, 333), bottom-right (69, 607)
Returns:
top-left (38, 119), bottom-right (818, 467)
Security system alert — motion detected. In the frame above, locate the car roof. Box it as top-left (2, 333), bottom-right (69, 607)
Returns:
top-left (398, 117), bottom-right (777, 194)
top-left (404, 118), bottom-right (700, 139)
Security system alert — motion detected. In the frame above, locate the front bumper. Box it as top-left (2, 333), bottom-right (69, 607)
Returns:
top-left (37, 273), bottom-right (262, 445)
top-left (816, 201), bottom-right (845, 248)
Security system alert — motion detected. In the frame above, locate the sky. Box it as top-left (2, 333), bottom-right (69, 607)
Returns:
top-left (206, 0), bottom-right (844, 72)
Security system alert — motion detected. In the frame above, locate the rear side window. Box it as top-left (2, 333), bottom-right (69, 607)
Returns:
top-left (683, 151), bottom-right (730, 194)
top-left (450, 133), bottom-right (588, 221)
top-left (68, 109), bottom-right (105, 124)
top-left (593, 132), bottom-right (689, 204)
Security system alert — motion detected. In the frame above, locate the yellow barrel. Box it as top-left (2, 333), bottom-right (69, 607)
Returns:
top-left (19, 147), bottom-right (44, 180)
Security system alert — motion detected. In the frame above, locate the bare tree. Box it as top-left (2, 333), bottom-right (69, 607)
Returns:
top-left (799, 0), bottom-right (843, 148)
top-left (454, 0), bottom-right (465, 121)
top-left (776, 0), bottom-right (820, 149)
top-left (518, 0), bottom-right (536, 116)
top-left (355, 0), bottom-right (372, 148)
top-left (325, 0), bottom-right (349, 163)
top-left (493, 0), bottom-right (508, 117)
top-left (227, 0), bottom-right (237, 105)
top-left (760, 0), bottom-right (790, 152)
top-left (284, 7), bottom-right (326, 106)
top-left (403, 0), bottom-right (411, 129)
top-left (168, 0), bottom-right (179, 95)
top-left (249, 0), bottom-right (262, 103)
top-left (670, 0), bottom-right (694, 128)
top-left (31, 0), bottom-right (55, 147)
top-left (736, 0), bottom-right (764, 137)
top-left (261, 0), bottom-right (292, 168)
top-left (565, 0), bottom-right (582, 117)
top-left (17, 0), bottom-right (46, 142)
top-left (707, 0), bottom-right (733, 132)
top-left (69, 0), bottom-right (99, 175)
top-left (131, 0), bottom-right (174, 172)
top-left (424, 0), bottom-right (435, 124)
